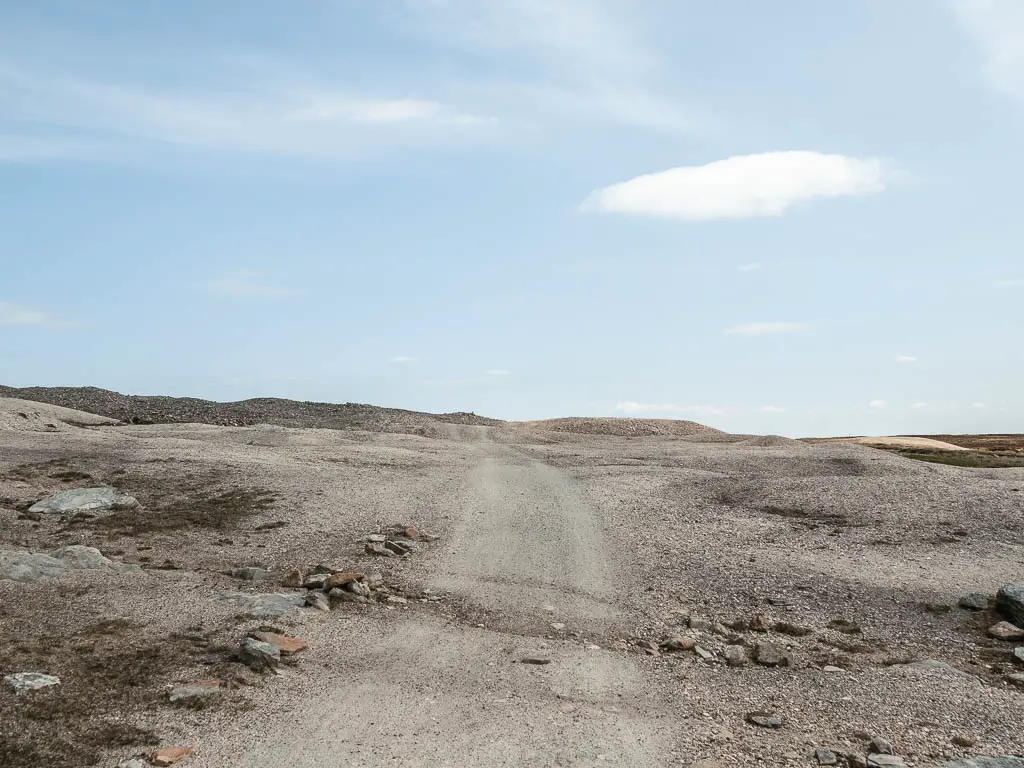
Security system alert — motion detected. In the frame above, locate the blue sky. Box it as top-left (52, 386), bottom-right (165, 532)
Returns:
top-left (1, 0), bottom-right (1022, 437)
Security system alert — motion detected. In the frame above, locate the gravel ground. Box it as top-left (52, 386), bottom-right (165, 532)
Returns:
top-left (1, 403), bottom-right (1023, 767)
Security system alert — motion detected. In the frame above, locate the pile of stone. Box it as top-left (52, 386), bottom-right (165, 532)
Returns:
top-left (238, 629), bottom-right (308, 671)
top-left (959, 582), bottom-right (1024, 684)
top-left (279, 564), bottom-right (427, 610)
top-left (363, 523), bottom-right (438, 558)
top-left (648, 611), bottom-right (815, 668)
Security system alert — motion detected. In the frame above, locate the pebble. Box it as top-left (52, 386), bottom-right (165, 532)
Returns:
top-left (867, 757), bottom-right (906, 767)
top-left (248, 631), bottom-right (307, 655)
top-left (229, 566), bottom-right (272, 582)
top-left (870, 737), bottom-right (894, 755)
top-left (823, 665), bottom-right (845, 673)
top-left (724, 645), bottom-right (747, 667)
top-left (951, 735), bottom-right (977, 748)
top-left (745, 711), bottom-right (782, 729)
top-left (238, 637), bottom-right (281, 671)
top-left (305, 591), bottom-right (330, 611)
top-left (689, 615), bottom-right (713, 632)
top-left (550, 622), bottom-right (566, 631)
top-left (520, 657), bottom-right (552, 665)
top-left (168, 680), bottom-right (222, 704)
top-left (754, 640), bottom-right (786, 667)
top-left (660, 636), bottom-right (696, 652)
top-left (694, 645), bottom-right (714, 661)
top-left (1007, 672), bottom-right (1024, 686)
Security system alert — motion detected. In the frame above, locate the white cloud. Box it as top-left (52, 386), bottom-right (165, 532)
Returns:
top-left (198, 270), bottom-right (295, 298)
top-left (389, 356), bottom-right (417, 363)
top-left (952, 0), bottom-right (1024, 100)
top-left (761, 405), bottom-right (787, 413)
top-left (995, 279), bottom-right (1024, 286)
top-left (582, 151), bottom-right (890, 221)
top-left (0, 301), bottom-right (49, 326)
top-left (868, 399), bottom-right (887, 410)
top-left (970, 402), bottom-right (987, 409)
top-left (484, 369), bottom-right (512, 376)
top-left (737, 262), bottom-right (762, 272)
top-left (911, 402), bottom-right (929, 409)
top-left (725, 322), bottom-right (809, 336)
top-left (895, 355), bottom-right (918, 363)
top-left (615, 401), bottom-right (721, 416)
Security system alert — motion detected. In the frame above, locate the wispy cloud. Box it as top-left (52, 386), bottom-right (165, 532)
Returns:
top-left (583, 152), bottom-right (890, 221)
top-left (725, 322), bottom-right (809, 336)
top-left (197, 270), bottom-right (296, 298)
top-left (400, 0), bottom-right (701, 132)
top-left (615, 401), bottom-right (722, 416)
top-left (389, 356), bottom-right (417, 364)
top-left (952, 0), bottom-right (1024, 101)
top-left (911, 402), bottom-right (929, 409)
top-left (0, 63), bottom-right (494, 163)
top-left (737, 262), bottom-right (762, 272)
top-left (761, 405), bottom-right (787, 413)
top-left (0, 300), bottom-right (50, 326)
top-left (970, 402), bottom-right (987, 409)
top-left (994, 279), bottom-right (1024, 287)
top-left (895, 355), bottom-right (918, 363)
top-left (868, 399), bottom-right (887, 410)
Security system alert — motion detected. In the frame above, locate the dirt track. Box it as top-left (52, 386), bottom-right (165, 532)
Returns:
top-left (3, 409), bottom-right (1024, 767)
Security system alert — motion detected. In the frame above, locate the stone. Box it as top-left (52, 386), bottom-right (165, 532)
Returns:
top-left (958, 593), bottom-right (989, 611)
top-left (846, 756), bottom-right (869, 768)
top-left (384, 539), bottom-right (413, 555)
top-left (151, 746), bottom-right (194, 765)
top-left (1007, 672), bottom-right (1024, 687)
top-left (724, 645), bottom-right (747, 667)
top-left (988, 621), bottom-right (1024, 641)
top-left (1013, 647), bottom-right (1024, 665)
top-left (281, 569), bottom-right (303, 588)
top-left (869, 737), bottom-right (894, 755)
top-left (249, 631), bottom-right (307, 655)
top-left (5, 672), bottom-right (60, 692)
top-left (745, 711), bottom-right (782, 729)
top-left (751, 614), bottom-right (773, 632)
top-left (815, 749), bottom-right (839, 765)
top-left (951, 736), bottom-right (977, 748)
top-left (520, 657), bottom-right (552, 665)
top-left (823, 665), bottom-right (845, 673)
top-left (345, 579), bottom-right (372, 597)
top-left (118, 760), bottom-right (149, 768)
top-left (996, 584), bottom-right (1024, 627)
top-left (302, 573), bottom-right (331, 590)
top-left (365, 543), bottom-right (395, 557)
top-left (550, 622), bottom-right (567, 631)
top-left (168, 680), bottom-right (221, 704)
top-left (689, 615), bottom-right (713, 632)
top-left (660, 636), bottom-right (696, 652)
top-left (328, 587), bottom-right (366, 605)
top-left (939, 759), bottom-right (1024, 768)
top-left (230, 567), bottom-right (272, 582)
top-left (774, 621), bottom-right (813, 637)
top-left (403, 525), bottom-right (421, 539)
top-left (305, 591), bottom-right (330, 611)
top-left (310, 564), bottom-right (334, 575)
top-left (387, 596), bottom-right (408, 604)
top-left (239, 637), bottom-right (280, 670)
top-left (754, 640), bottom-right (786, 667)
top-left (365, 573), bottom-right (384, 588)
top-left (867, 757), bottom-right (906, 767)
top-left (324, 571), bottom-right (362, 590)
top-left (366, 534), bottom-right (387, 543)
top-left (220, 592), bottom-right (305, 618)
top-left (694, 645), bottom-right (714, 661)
top-left (52, 545), bottom-right (140, 573)
top-left (29, 486), bottom-right (138, 516)
top-left (0, 551), bottom-right (67, 582)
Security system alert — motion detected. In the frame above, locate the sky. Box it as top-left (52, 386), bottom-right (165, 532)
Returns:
top-left (1, 0), bottom-right (1022, 437)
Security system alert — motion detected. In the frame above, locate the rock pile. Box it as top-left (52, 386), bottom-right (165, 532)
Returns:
top-left (363, 523), bottom-right (439, 558)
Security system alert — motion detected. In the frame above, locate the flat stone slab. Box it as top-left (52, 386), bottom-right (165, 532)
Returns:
top-left (997, 583), bottom-right (1024, 627)
top-left (1, 546), bottom-right (142, 583)
top-left (5, 672), bottom-right (61, 692)
top-left (28, 486), bottom-right (138, 516)
top-left (220, 592), bottom-right (305, 618)
top-left (940, 759), bottom-right (1024, 768)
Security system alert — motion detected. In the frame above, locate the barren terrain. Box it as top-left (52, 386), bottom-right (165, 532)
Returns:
top-left (2, 392), bottom-right (1024, 767)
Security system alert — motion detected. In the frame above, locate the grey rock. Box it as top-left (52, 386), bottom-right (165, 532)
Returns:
top-left (0, 551), bottom-right (67, 582)
top-left (4, 671), bottom-right (61, 692)
top-left (754, 640), bottom-right (786, 667)
top-left (724, 645), bottom-right (747, 667)
top-left (118, 760), bottom-right (150, 768)
top-left (689, 615), bottom-right (713, 632)
top-left (745, 711), bottom-right (782, 729)
top-left (305, 591), bottom-right (330, 612)
top-left (328, 587), bottom-right (367, 605)
top-left (365, 543), bottom-right (395, 557)
top-left (693, 645), bottom-right (714, 661)
top-left (997, 583), bottom-right (1024, 626)
top-left (345, 580), bottom-right (371, 597)
top-left (220, 592), bottom-right (305, 618)
top-left (239, 637), bottom-right (280, 670)
top-left (51, 545), bottom-right (117, 570)
top-left (958, 593), bottom-right (989, 611)
top-left (28, 486), bottom-right (137, 516)
top-left (869, 737), bottom-right (894, 755)
top-left (939, 759), bottom-right (1024, 768)
top-left (867, 757), bottom-right (906, 767)
top-left (814, 749), bottom-right (838, 765)
top-left (302, 573), bottom-right (331, 590)
top-left (1007, 672), bottom-right (1024, 687)
top-left (168, 681), bottom-right (221, 703)
top-left (230, 566), bottom-right (273, 582)
top-left (988, 621), bottom-right (1024, 641)
top-left (365, 534), bottom-right (387, 543)
top-left (1013, 647), bottom-right (1024, 665)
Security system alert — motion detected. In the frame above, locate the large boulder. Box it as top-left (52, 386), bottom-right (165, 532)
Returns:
top-left (997, 583), bottom-right (1024, 627)
top-left (0, 551), bottom-right (67, 583)
top-left (28, 487), bottom-right (138, 516)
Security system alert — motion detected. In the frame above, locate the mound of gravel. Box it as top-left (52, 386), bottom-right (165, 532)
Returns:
top-left (0, 397), bottom-right (120, 432)
top-left (525, 417), bottom-right (723, 438)
top-left (0, 386), bottom-right (502, 436)
top-left (737, 434), bottom-right (809, 448)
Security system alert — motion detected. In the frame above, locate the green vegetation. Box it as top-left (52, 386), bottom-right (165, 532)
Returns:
top-left (898, 450), bottom-right (1024, 469)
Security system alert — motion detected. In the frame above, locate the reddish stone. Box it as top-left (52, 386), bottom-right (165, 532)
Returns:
top-left (249, 631), bottom-right (308, 655)
top-left (281, 569), bottom-right (303, 588)
top-left (151, 746), bottom-right (194, 765)
top-left (988, 621), bottom-right (1024, 640)
top-left (404, 526), bottom-right (421, 539)
top-left (324, 571), bottom-right (363, 589)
